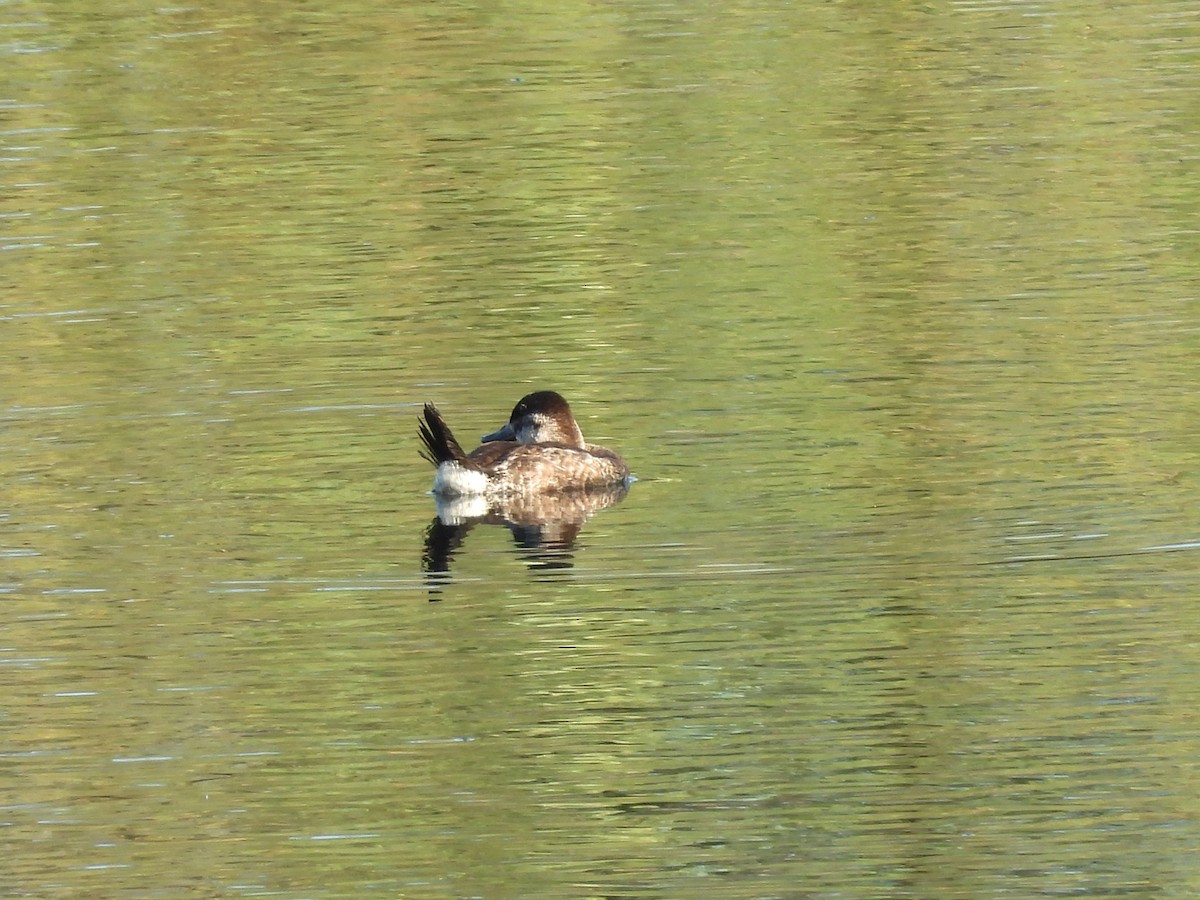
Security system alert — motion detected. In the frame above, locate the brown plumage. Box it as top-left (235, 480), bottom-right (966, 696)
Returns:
top-left (417, 391), bottom-right (630, 496)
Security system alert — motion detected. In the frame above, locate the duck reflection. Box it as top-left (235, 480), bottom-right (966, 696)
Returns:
top-left (422, 482), bottom-right (628, 592)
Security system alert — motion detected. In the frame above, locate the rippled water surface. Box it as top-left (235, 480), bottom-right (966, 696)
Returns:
top-left (5, 1), bottom-right (1200, 896)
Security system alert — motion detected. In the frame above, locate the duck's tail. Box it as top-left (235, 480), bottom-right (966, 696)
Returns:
top-left (418, 403), bottom-right (467, 466)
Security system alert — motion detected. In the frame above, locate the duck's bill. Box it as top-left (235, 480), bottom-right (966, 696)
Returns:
top-left (481, 422), bottom-right (516, 442)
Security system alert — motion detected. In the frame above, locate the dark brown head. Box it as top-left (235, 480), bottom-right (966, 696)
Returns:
top-left (480, 390), bottom-right (585, 448)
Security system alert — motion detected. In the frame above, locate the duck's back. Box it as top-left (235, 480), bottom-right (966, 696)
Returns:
top-left (486, 443), bottom-right (628, 493)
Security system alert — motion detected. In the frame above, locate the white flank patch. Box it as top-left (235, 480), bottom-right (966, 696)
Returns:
top-left (433, 463), bottom-right (490, 497)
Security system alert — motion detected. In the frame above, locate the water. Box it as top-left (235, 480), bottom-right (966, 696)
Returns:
top-left (4, 1), bottom-right (1200, 896)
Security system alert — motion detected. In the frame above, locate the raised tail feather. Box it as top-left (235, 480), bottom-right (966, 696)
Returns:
top-left (418, 403), bottom-right (467, 466)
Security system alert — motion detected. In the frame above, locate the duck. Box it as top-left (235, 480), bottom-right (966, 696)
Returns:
top-left (419, 390), bottom-right (630, 496)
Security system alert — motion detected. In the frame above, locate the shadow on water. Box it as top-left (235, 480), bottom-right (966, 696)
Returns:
top-left (421, 483), bottom-right (630, 597)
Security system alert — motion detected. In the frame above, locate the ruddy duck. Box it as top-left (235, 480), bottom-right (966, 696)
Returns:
top-left (419, 390), bottom-right (630, 496)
